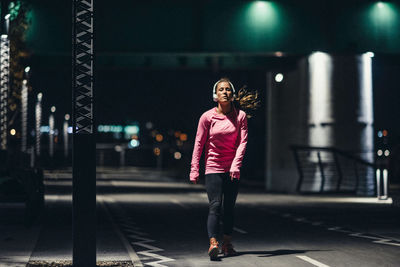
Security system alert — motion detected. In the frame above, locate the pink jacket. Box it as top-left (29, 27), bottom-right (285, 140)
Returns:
top-left (190, 107), bottom-right (248, 182)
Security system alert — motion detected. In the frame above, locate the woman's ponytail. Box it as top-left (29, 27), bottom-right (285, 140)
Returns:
top-left (234, 86), bottom-right (260, 118)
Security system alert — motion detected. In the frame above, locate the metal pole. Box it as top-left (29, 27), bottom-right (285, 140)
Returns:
top-left (21, 79), bottom-right (28, 152)
top-left (382, 168), bottom-right (388, 199)
top-left (0, 34), bottom-right (9, 151)
top-left (35, 93), bottom-right (42, 157)
top-left (72, 0), bottom-right (96, 266)
top-left (49, 107), bottom-right (55, 158)
top-left (376, 168), bottom-right (381, 198)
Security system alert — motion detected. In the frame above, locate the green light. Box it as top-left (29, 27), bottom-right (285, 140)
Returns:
top-left (8, 1), bottom-right (21, 21)
top-left (370, 2), bottom-right (397, 26)
top-left (245, 1), bottom-right (279, 33)
top-left (364, 2), bottom-right (400, 44)
top-left (124, 125), bottom-right (139, 135)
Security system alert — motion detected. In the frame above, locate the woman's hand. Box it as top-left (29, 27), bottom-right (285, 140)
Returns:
top-left (190, 175), bottom-right (199, 184)
top-left (230, 171), bottom-right (240, 181)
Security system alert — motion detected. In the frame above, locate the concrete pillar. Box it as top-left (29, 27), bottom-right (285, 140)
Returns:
top-left (266, 53), bottom-right (374, 194)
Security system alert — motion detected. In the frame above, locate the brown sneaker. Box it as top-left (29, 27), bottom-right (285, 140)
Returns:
top-left (221, 235), bottom-right (237, 257)
top-left (208, 237), bottom-right (219, 260)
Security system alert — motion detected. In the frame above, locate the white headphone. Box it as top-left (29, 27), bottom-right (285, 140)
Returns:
top-left (212, 80), bottom-right (236, 102)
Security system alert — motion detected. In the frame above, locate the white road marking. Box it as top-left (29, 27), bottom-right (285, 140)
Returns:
top-left (296, 255), bottom-right (330, 267)
top-left (349, 232), bottom-right (381, 240)
top-left (265, 208), bottom-right (400, 248)
top-left (349, 232), bottom-right (400, 247)
top-left (233, 227), bottom-right (248, 234)
top-left (294, 217), bottom-right (309, 223)
top-left (97, 196), bottom-right (143, 267)
top-left (373, 239), bottom-right (400, 247)
top-left (102, 196), bottom-right (175, 267)
top-left (327, 227), bottom-right (352, 233)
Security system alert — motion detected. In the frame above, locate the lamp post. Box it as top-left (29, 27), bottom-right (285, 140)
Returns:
top-left (0, 34), bottom-right (9, 151)
top-left (35, 93), bottom-right (42, 157)
top-left (49, 106), bottom-right (55, 158)
top-left (63, 114), bottom-right (70, 159)
top-left (21, 79), bottom-right (28, 152)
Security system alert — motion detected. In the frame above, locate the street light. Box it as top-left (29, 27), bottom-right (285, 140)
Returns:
top-left (35, 93), bottom-right (43, 156)
top-left (0, 34), bottom-right (10, 150)
top-left (64, 114), bottom-right (70, 159)
top-left (49, 106), bottom-right (56, 158)
top-left (4, 14), bottom-right (10, 34)
top-left (21, 79), bottom-right (28, 152)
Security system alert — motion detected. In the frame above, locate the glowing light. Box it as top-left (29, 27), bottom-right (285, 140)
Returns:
top-left (10, 129), bottom-right (16, 135)
top-left (384, 150), bottom-right (390, 157)
top-left (365, 52), bottom-right (374, 58)
top-left (124, 125), bottom-right (139, 135)
top-left (377, 150), bottom-right (383, 156)
top-left (130, 139), bottom-right (140, 148)
top-left (245, 1), bottom-right (280, 35)
top-left (275, 73), bottom-right (284, 82)
top-left (65, 114), bottom-right (70, 120)
top-left (369, 1), bottom-right (398, 31)
top-left (154, 147), bottom-right (161, 156)
top-left (23, 79), bottom-right (27, 85)
top-left (179, 133), bottom-right (188, 142)
top-left (274, 51), bottom-right (283, 57)
top-left (174, 152), bottom-right (182, 160)
top-left (382, 129), bottom-right (388, 136)
top-left (51, 106), bottom-right (56, 112)
top-left (37, 93), bottom-right (43, 101)
top-left (114, 145), bottom-right (122, 152)
top-left (377, 131), bottom-right (383, 138)
top-left (40, 126), bottom-right (50, 133)
top-left (249, 1), bottom-right (276, 25)
top-left (4, 14), bottom-right (10, 20)
top-left (24, 66), bottom-right (30, 73)
top-left (156, 134), bottom-right (163, 142)
top-left (97, 125), bottom-right (126, 133)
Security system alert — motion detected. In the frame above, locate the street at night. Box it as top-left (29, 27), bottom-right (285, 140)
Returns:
top-left (3, 168), bottom-right (398, 267)
top-left (2, 1), bottom-right (400, 266)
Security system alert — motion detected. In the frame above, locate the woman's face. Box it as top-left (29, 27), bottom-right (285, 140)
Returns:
top-left (216, 82), bottom-right (234, 103)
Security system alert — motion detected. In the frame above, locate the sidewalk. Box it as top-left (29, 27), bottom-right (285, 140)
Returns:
top-left (0, 202), bottom-right (41, 267)
top-left (0, 178), bottom-right (136, 267)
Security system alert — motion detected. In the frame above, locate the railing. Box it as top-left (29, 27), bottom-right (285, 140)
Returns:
top-left (290, 145), bottom-right (386, 197)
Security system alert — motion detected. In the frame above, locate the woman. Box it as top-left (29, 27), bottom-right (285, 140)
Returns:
top-left (190, 77), bottom-right (259, 260)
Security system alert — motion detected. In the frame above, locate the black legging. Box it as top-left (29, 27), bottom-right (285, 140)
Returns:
top-left (205, 173), bottom-right (239, 238)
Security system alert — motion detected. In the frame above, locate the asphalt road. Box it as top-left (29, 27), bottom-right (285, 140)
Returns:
top-left (89, 168), bottom-right (400, 267)
top-left (15, 168), bottom-right (399, 267)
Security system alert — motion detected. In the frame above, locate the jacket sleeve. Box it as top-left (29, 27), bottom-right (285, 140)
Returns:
top-left (190, 113), bottom-right (210, 181)
top-left (229, 113), bottom-right (248, 179)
